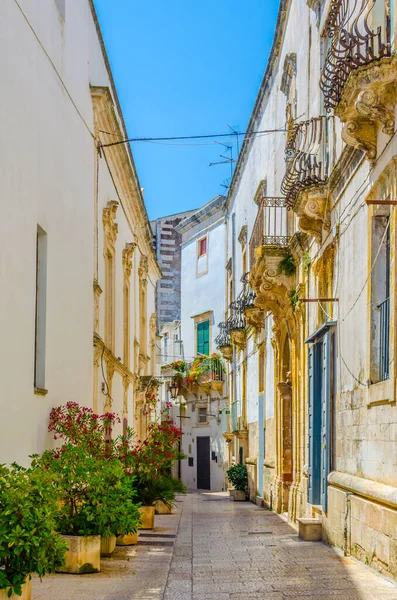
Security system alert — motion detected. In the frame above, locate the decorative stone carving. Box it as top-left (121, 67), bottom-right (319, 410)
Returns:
top-left (138, 255), bottom-right (149, 280)
top-left (219, 344), bottom-right (233, 361)
top-left (102, 201), bottom-right (118, 247)
top-left (280, 53), bottom-right (297, 97)
top-left (251, 247), bottom-right (296, 323)
top-left (122, 241), bottom-right (137, 278)
top-left (341, 119), bottom-right (377, 162)
top-left (93, 279), bottom-right (102, 334)
top-left (335, 57), bottom-right (397, 162)
top-left (244, 306), bottom-right (265, 329)
top-left (294, 189), bottom-right (329, 243)
top-left (229, 330), bottom-right (246, 350)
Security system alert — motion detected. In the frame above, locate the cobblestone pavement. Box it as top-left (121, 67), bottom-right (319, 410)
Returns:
top-left (33, 492), bottom-right (397, 600)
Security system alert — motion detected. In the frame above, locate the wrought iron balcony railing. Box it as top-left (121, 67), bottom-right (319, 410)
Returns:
top-left (320, 0), bottom-right (391, 112)
top-left (249, 197), bottom-right (289, 267)
top-left (281, 116), bottom-right (332, 208)
top-left (215, 321), bottom-right (232, 348)
top-left (241, 272), bottom-right (256, 309)
top-left (228, 292), bottom-right (246, 331)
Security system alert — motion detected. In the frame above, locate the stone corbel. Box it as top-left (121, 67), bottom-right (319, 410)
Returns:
top-left (335, 57), bottom-right (397, 162)
top-left (103, 201), bottom-right (118, 247)
top-left (244, 306), bottom-right (265, 330)
top-left (341, 119), bottom-right (377, 162)
top-left (219, 344), bottom-right (233, 361)
top-left (229, 330), bottom-right (246, 350)
top-left (295, 190), bottom-right (328, 243)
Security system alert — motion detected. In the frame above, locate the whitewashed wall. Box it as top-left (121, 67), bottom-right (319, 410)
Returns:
top-left (0, 0), bottom-right (157, 464)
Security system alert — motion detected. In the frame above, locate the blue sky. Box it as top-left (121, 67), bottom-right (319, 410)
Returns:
top-left (93, 1), bottom-right (280, 220)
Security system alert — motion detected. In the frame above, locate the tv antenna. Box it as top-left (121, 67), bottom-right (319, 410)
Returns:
top-left (209, 140), bottom-right (236, 179)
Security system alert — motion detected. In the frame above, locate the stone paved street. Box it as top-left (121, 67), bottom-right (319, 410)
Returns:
top-left (33, 492), bottom-right (397, 600)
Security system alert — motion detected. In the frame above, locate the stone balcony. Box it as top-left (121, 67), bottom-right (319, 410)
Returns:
top-left (320, 0), bottom-right (394, 161)
top-left (281, 116), bottom-right (332, 242)
top-left (250, 236), bottom-right (296, 321)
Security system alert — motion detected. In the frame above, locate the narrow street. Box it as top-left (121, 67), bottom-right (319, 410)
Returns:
top-left (33, 492), bottom-right (397, 600)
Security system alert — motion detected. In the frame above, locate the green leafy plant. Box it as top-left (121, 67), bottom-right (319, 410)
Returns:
top-left (302, 252), bottom-right (311, 272)
top-left (226, 464), bottom-right (248, 492)
top-left (290, 287), bottom-right (300, 311)
top-left (171, 360), bottom-right (187, 373)
top-left (133, 474), bottom-right (187, 509)
top-left (0, 462), bottom-right (67, 597)
top-left (277, 253), bottom-right (296, 277)
top-left (37, 445), bottom-right (141, 538)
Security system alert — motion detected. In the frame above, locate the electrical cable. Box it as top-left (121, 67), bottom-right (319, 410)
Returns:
top-left (13, 0), bottom-right (95, 140)
top-left (99, 127), bottom-right (287, 148)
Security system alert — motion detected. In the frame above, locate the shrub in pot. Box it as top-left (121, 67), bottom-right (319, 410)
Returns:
top-left (38, 445), bottom-right (141, 571)
top-left (0, 463), bottom-right (67, 598)
top-left (116, 416), bottom-right (185, 529)
top-left (226, 464), bottom-right (248, 501)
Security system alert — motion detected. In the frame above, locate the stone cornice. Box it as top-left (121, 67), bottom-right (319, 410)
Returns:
top-left (93, 333), bottom-right (136, 382)
top-left (91, 87), bottom-right (161, 279)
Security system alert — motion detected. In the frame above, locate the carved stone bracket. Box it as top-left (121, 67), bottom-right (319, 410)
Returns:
top-left (244, 306), bottom-right (265, 329)
top-left (102, 201), bottom-right (118, 247)
top-left (294, 188), bottom-right (329, 243)
top-left (122, 241), bottom-right (137, 279)
top-left (251, 249), bottom-right (296, 322)
top-left (219, 344), bottom-right (233, 361)
top-left (335, 57), bottom-right (397, 162)
top-left (138, 255), bottom-right (149, 280)
top-left (229, 329), bottom-right (246, 350)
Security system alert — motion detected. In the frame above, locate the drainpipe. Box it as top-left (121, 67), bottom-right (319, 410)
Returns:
top-left (343, 492), bottom-right (352, 556)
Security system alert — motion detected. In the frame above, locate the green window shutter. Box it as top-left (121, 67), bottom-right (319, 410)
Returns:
top-left (197, 320), bottom-right (210, 355)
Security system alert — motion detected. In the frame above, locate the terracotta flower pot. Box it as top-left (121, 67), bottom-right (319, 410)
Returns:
top-left (0, 577), bottom-right (32, 600)
top-left (56, 534), bottom-right (101, 574)
top-left (155, 500), bottom-right (172, 515)
top-left (100, 535), bottom-right (116, 556)
top-left (138, 506), bottom-right (155, 529)
top-left (116, 532), bottom-right (138, 545)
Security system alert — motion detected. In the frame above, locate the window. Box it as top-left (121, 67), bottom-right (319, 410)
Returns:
top-left (198, 406), bottom-right (207, 424)
top-left (197, 320), bottom-right (210, 355)
top-left (34, 226), bottom-right (48, 392)
top-left (198, 237), bottom-right (207, 257)
top-left (163, 333), bottom-right (168, 362)
top-left (197, 236), bottom-right (208, 276)
top-left (370, 209), bottom-right (390, 383)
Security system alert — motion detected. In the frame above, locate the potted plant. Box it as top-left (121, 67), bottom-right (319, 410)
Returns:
top-left (39, 445), bottom-right (141, 571)
top-left (117, 415), bottom-right (184, 529)
top-left (226, 464), bottom-right (248, 501)
top-left (0, 463), bottom-right (67, 599)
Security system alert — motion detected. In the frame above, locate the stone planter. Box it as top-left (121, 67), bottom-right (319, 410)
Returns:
top-left (297, 518), bottom-right (322, 541)
top-left (100, 534), bottom-right (116, 556)
top-left (138, 506), bottom-right (155, 529)
top-left (229, 488), bottom-right (236, 499)
top-left (56, 534), bottom-right (101, 574)
top-left (116, 532), bottom-right (138, 546)
top-left (0, 577), bottom-right (32, 600)
top-left (155, 500), bottom-right (171, 515)
top-left (233, 490), bottom-right (246, 501)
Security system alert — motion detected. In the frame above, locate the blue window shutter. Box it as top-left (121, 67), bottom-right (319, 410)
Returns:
top-left (308, 343), bottom-right (321, 505)
top-left (197, 321), bottom-right (209, 355)
top-left (321, 330), bottom-right (331, 512)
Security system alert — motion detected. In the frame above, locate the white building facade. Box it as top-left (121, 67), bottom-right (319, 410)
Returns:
top-left (0, 0), bottom-right (160, 464)
top-left (159, 196), bottom-right (228, 491)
